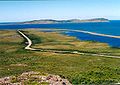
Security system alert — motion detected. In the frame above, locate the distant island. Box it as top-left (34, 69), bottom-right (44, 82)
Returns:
top-left (21, 18), bottom-right (109, 24)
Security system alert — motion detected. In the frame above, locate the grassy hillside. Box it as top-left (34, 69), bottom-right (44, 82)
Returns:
top-left (0, 29), bottom-right (120, 84)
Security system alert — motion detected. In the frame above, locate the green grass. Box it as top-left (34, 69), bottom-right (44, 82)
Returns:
top-left (0, 29), bottom-right (120, 84)
top-left (23, 29), bottom-right (120, 56)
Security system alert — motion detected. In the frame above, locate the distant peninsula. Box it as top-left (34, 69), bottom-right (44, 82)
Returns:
top-left (21, 18), bottom-right (109, 24)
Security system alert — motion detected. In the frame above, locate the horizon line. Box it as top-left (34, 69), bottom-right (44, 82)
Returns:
top-left (0, 20), bottom-right (120, 23)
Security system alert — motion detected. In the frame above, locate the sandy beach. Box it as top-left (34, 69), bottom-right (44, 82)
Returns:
top-left (72, 30), bottom-right (120, 39)
top-left (39, 28), bottom-right (120, 39)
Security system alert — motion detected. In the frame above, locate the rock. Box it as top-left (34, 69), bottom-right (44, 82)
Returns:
top-left (0, 71), bottom-right (72, 85)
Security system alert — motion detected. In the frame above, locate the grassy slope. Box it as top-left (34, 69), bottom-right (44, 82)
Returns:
top-left (0, 30), bottom-right (120, 84)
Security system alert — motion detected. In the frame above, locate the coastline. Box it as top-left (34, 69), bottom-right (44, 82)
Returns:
top-left (39, 29), bottom-right (120, 39)
top-left (39, 28), bottom-right (120, 47)
top-left (71, 30), bottom-right (120, 39)
top-left (17, 29), bottom-right (120, 59)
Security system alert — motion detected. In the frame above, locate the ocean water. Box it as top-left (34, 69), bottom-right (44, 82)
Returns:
top-left (0, 20), bottom-right (120, 47)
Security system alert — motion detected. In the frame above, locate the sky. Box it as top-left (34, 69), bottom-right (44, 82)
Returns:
top-left (0, 0), bottom-right (120, 22)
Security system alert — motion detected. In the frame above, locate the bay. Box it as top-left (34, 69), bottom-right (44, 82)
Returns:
top-left (0, 20), bottom-right (120, 47)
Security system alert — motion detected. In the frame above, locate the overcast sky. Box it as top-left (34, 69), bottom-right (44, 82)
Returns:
top-left (0, 0), bottom-right (120, 22)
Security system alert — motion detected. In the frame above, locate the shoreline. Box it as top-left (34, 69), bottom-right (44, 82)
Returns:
top-left (17, 30), bottom-right (120, 59)
top-left (39, 28), bottom-right (120, 39)
top-left (71, 30), bottom-right (120, 39)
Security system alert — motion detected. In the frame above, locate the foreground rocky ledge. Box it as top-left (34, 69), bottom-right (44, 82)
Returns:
top-left (0, 71), bottom-right (72, 85)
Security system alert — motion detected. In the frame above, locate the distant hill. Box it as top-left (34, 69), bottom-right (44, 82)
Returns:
top-left (21, 18), bottom-right (109, 24)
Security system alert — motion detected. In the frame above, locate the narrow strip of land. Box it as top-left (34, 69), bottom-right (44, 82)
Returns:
top-left (71, 30), bottom-right (120, 39)
top-left (40, 29), bottom-right (120, 39)
top-left (17, 30), bottom-right (120, 59)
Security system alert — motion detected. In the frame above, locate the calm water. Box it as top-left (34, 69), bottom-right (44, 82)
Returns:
top-left (0, 20), bottom-right (120, 47)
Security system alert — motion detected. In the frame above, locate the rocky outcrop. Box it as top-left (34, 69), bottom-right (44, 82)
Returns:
top-left (0, 71), bottom-right (72, 85)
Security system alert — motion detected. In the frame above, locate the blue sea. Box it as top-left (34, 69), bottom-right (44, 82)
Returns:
top-left (0, 20), bottom-right (120, 47)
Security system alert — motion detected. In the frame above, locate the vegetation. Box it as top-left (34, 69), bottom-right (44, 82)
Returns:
top-left (0, 29), bottom-right (120, 84)
top-left (24, 29), bottom-right (120, 56)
